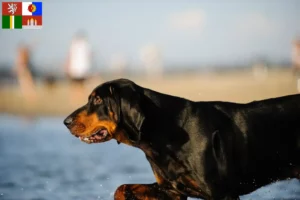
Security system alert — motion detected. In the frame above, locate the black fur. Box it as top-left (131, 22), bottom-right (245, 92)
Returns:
top-left (64, 78), bottom-right (300, 200)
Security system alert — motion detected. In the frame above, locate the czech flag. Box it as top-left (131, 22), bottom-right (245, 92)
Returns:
top-left (22, 2), bottom-right (42, 16)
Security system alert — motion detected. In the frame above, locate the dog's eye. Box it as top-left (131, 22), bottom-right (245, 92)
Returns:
top-left (93, 96), bottom-right (103, 105)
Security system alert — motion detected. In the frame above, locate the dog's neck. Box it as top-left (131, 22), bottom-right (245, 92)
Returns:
top-left (142, 87), bottom-right (191, 110)
top-left (114, 129), bottom-right (136, 146)
top-left (113, 125), bottom-right (156, 151)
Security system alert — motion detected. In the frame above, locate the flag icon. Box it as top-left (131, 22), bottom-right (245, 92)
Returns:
top-left (2, 2), bottom-right (22, 15)
top-left (2, 1), bottom-right (42, 29)
top-left (2, 15), bottom-right (22, 29)
top-left (22, 2), bottom-right (42, 16)
top-left (22, 15), bottom-right (42, 29)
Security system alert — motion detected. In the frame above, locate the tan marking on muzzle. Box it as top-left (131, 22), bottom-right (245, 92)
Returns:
top-left (70, 110), bottom-right (117, 138)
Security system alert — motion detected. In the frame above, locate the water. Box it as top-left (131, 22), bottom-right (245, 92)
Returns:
top-left (0, 115), bottom-right (299, 200)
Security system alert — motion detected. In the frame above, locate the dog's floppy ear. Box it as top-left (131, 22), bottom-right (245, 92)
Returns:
top-left (107, 86), bottom-right (121, 123)
top-left (110, 83), bottom-right (145, 143)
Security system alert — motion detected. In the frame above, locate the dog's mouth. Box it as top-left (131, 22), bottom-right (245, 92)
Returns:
top-left (79, 129), bottom-right (109, 144)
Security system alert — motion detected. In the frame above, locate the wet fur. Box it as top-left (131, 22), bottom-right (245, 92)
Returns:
top-left (64, 79), bottom-right (300, 200)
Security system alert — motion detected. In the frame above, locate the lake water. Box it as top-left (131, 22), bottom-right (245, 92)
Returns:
top-left (0, 115), bottom-right (299, 200)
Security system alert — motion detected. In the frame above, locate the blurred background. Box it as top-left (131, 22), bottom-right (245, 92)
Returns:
top-left (1, 1), bottom-right (300, 199)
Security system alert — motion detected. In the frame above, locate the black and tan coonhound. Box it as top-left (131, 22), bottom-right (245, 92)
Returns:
top-left (64, 78), bottom-right (300, 200)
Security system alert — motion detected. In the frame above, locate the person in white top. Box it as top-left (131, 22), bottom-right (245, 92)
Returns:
top-left (65, 31), bottom-right (91, 104)
top-left (66, 31), bottom-right (91, 83)
top-left (292, 39), bottom-right (300, 76)
top-left (140, 44), bottom-right (163, 79)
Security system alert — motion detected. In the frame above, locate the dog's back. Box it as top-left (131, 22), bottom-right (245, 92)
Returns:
top-left (241, 94), bottom-right (300, 160)
top-left (212, 94), bottom-right (300, 153)
top-left (210, 94), bottom-right (300, 194)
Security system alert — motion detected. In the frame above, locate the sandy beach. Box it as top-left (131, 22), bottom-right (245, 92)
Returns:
top-left (0, 68), bottom-right (298, 116)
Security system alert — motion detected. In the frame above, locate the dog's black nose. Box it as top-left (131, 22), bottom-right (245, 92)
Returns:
top-left (64, 117), bottom-right (73, 127)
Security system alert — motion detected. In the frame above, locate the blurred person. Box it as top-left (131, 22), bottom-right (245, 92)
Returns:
top-left (44, 73), bottom-right (57, 91)
top-left (14, 42), bottom-right (37, 103)
top-left (292, 39), bottom-right (300, 75)
top-left (292, 39), bottom-right (300, 92)
top-left (110, 53), bottom-right (128, 78)
top-left (252, 63), bottom-right (268, 81)
top-left (65, 30), bottom-right (91, 104)
top-left (252, 59), bottom-right (268, 82)
top-left (140, 44), bottom-right (163, 79)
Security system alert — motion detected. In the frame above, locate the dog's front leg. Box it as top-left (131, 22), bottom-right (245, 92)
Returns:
top-left (114, 183), bottom-right (187, 200)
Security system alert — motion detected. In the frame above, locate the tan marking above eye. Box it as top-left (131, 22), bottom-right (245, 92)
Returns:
top-left (93, 96), bottom-right (102, 105)
top-left (91, 92), bottom-right (96, 97)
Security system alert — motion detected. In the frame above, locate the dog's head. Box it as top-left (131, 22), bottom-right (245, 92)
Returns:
top-left (63, 79), bottom-right (145, 145)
